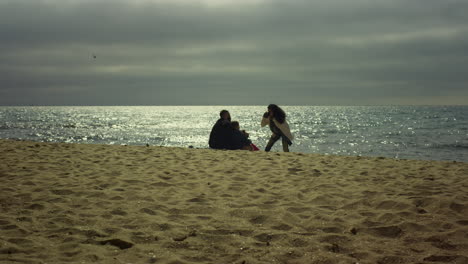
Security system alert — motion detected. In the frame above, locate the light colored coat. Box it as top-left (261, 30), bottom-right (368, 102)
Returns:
top-left (261, 117), bottom-right (294, 141)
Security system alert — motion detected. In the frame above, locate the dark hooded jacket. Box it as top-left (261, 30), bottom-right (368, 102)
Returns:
top-left (210, 119), bottom-right (253, 150)
top-left (232, 129), bottom-right (251, 149)
top-left (209, 119), bottom-right (234, 149)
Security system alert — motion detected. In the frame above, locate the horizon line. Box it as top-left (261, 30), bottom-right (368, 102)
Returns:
top-left (1, 103), bottom-right (468, 107)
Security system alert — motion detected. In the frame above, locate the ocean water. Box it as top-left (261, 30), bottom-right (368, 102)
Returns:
top-left (0, 106), bottom-right (467, 162)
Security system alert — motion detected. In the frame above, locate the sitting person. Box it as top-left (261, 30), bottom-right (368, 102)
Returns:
top-left (208, 110), bottom-right (258, 151)
top-left (209, 110), bottom-right (233, 149)
top-left (231, 121), bottom-right (259, 151)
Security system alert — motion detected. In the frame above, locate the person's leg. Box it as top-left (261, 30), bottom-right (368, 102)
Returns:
top-left (265, 134), bottom-right (281, 152)
top-left (241, 145), bottom-right (253, 151)
top-left (281, 137), bottom-right (290, 152)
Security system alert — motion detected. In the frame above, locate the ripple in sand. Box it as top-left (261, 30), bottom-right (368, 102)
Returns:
top-left (7, 238), bottom-right (34, 247)
top-left (376, 200), bottom-right (412, 210)
top-left (399, 222), bottom-right (430, 232)
top-left (26, 203), bottom-right (45, 210)
top-left (50, 189), bottom-right (75, 195)
top-left (2, 225), bottom-right (29, 236)
top-left (84, 254), bottom-right (100, 262)
top-left (321, 227), bottom-right (343, 234)
top-left (423, 255), bottom-right (468, 262)
top-left (109, 195), bottom-right (124, 201)
top-left (319, 234), bottom-right (351, 244)
top-left (450, 202), bottom-right (467, 213)
top-left (62, 250), bottom-right (82, 257)
top-left (151, 181), bottom-right (173, 187)
top-left (272, 224), bottom-right (293, 231)
top-left (16, 216), bottom-right (32, 222)
top-left (0, 246), bottom-right (24, 254)
top-left (253, 233), bottom-right (276, 242)
top-left (0, 219), bottom-right (10, 225)
top-left (456, 220), bottom-right (468, 226)
top-left (110, 209), bottom-right (127, 216)
top-left (140, 208), bottom-right (157, 215)
top-left (99, 238), bottom-right (134, 249)
top-left (249, 215), bottom-right (269, 225)
top-left (377, 255), bottom-right (405, 264)
top-left (186, 197), bottom-right (207, 203)
top-left (131, 232), bottom-right (159, 244)
top-left (289, 238), bottom-right (308, 247)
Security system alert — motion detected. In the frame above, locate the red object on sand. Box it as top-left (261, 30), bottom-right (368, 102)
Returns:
top-left (251, 143), bottom-right (260, 151)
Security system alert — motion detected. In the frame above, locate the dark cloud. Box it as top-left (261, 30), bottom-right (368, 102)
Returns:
top-left (1, 0), bottom-right (468, 105)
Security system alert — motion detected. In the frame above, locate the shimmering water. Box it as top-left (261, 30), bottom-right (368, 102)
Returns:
top-left (1, 106), bottom-right (467, 162)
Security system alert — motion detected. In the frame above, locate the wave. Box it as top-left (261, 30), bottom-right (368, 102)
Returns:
top-left (429, 143), bottom-right (468, 150)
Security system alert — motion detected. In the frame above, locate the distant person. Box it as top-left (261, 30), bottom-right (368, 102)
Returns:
top-left (209, 110), bottom-right (232, 149)
top-left (261, 104), bottom-right (293, 152)
top-left (231, 121), bottom-right (259, 151)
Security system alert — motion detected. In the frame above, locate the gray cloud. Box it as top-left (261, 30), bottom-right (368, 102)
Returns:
top-left (1, 0), bottom-right (468, 105)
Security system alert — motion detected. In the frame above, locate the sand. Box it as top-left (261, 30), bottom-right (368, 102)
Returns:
top-left (1, 139), bottom-right (468, 264)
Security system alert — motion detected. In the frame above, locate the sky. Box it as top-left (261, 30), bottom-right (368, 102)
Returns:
top-left (1, 0), bottom-right (467, 106)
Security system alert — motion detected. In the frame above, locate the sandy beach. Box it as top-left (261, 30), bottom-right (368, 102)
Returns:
top-left (1, 139), bottom-right (467, 264)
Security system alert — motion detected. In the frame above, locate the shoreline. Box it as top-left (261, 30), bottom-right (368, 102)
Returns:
top-left (1, 139), bottom-right (467, 263)
top-left (1, 105), bottom-right (466, 163)
top-left (2, 138), bottom-right (466, 164)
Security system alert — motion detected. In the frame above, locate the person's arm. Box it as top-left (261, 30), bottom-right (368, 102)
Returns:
top-left (261, 112), bottom-right (270, 127)
top-left (242, 130), bottom-right (249, 138)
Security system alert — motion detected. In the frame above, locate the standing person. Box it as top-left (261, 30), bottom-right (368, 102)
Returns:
top-left (261, 104), bottom-right (293, 152)
top-left (209, 110), bottom-right (234, 149)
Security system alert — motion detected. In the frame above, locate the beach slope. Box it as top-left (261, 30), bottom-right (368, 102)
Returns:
top-left (1, 139), bottom-right (467, 263)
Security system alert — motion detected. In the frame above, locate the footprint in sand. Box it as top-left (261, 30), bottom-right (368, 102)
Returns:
top-left (26, 203), bottom-right (45, 210)
top-left (109, 196), bottom-right (124, 201)
top-left (449, 202), bottom-right (467, 214)
top-left (7, 238), bottom-right (34, 247)
top-left (140, 208), bottom-right (157, 215)
top-left (366, 225), bottom-right (403, 238)
top-left (271, 224), bottom-right (293, 231)
top-left (321, 227), bottom-right (343, 234)
top-left (253, 233), bottom-right (286, 243)
top-left (289, 238), bottom-right (308, 247)
top-left (110, 209), bottom-right (127, 216)
top-left (50, 189), bottom-right (75, 195)
top-left (249, 215), bottom-right (269, 225)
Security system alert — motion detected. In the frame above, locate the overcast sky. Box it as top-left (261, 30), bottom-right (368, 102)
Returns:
top-left (1, 0), bottom-right (467, 105)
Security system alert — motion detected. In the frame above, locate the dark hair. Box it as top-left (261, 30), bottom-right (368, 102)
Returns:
top-left (231, 121), bottom-right (240, 129)
top-left (220, 110), bottom-right (229, 118)
top-left (268, 104), bottom-right (286, 124)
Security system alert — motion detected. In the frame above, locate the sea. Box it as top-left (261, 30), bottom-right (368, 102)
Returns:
top-left (0, 106), bottom-right (467, 162)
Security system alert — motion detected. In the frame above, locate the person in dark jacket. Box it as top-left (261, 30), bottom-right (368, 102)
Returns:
top-left (231, 121), bottom-right (253, 151)
top-left (209, 110), bottom-right (234, 149)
